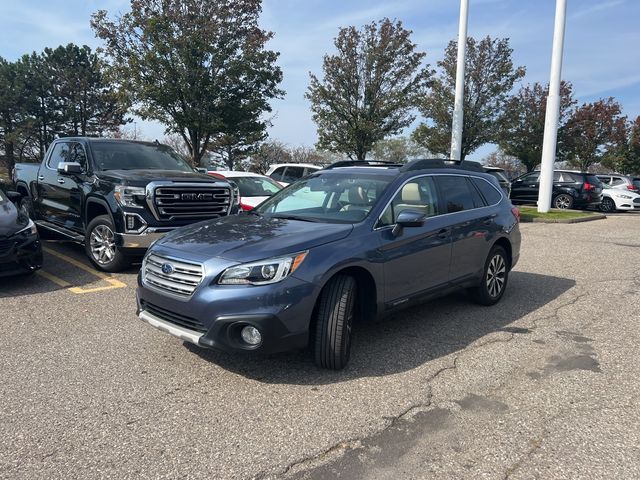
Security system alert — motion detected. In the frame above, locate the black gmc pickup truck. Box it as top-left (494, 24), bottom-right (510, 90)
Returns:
top-left (13, 137), bottom-right (238, 271)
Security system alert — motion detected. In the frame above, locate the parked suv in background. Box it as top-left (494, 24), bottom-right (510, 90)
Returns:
top-left (596, 174), bottom-right (639, 193)
top-left (137, 159), bottom-right (521, 370)
top-left (266, 163), bottom-right (323, 186)
top-left (510, 170), bottom-right (603, 209)
top-left (484, 166), bottom-right (511, 196)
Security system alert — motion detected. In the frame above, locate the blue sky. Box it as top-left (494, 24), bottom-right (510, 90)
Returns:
top-left (1, 0), bottom-right (639, 160)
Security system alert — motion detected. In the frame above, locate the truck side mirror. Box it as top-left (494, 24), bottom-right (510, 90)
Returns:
top-left (58, 162), bottom-right (83, 175)
top-left (195, 167), bottom-right (208, 174)
top-left (5, 190), bottom-right (22, 202)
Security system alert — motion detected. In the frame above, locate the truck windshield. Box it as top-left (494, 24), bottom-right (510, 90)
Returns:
top-left (90, 142), bottom-right (194, 172)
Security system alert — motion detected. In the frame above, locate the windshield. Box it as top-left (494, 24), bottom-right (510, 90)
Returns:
top-left (90, 142), bottom-right (194, 172)
top-left (254, 173), bottom-right (392, 224)
top-left (232, 176), bottom-right (282, 197)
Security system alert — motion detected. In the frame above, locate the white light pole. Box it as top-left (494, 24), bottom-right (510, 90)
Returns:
top-left (450, 0), bottom-right (469, 163)
top-left (538, 0), bottom-right (568, 212)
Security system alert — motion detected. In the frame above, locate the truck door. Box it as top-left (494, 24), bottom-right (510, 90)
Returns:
top-left (38, 141), bottom-right (86, 231)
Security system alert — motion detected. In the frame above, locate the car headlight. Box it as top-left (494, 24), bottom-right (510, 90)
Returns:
top-left (114, 185), bottom-right (146, 208)
top-left (218, 251), bottom-right (308, 285)
top-left (15, 219), bottom-right (38, 236)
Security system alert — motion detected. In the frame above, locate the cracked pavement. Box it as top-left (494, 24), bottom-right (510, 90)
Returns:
top-left (1, 213), bottom-right (639, 479)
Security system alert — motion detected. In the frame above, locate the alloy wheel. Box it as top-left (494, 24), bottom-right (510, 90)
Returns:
top-left (486, 254), bottom-right (506, 298)
top-left (601, 198), bottom-right (615, 212)
top-left (90, 224), bottom-right (116, 265)
top-left (554, 195), bottom-right (572, 209)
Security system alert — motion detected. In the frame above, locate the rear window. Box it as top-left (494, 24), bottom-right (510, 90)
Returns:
top-left (586, 175), bottom-right (603, 186)
top-left (471, 177), bottom-right (502, 205)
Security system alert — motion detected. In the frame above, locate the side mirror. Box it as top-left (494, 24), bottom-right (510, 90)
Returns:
top-left (196, 167), bottom-right (208, 174)
top-left (6, 191), bottom-right (22, 202)
top-left (392, 209), bottom-right (427, 237)
top-left (513, 179), bottom-right (523, 184)
top-left (58, 162), bottom-right (83, 175)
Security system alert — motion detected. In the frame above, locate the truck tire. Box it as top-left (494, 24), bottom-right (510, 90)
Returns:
top-left (85, 215), bottom-right (131, 272)
top-left (312, 275), bottom-right (356, 370)
top-left (468, 245), bottom-right (509, 306)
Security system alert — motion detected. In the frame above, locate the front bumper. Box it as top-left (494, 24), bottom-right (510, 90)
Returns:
top-left (136, 274), bottom-right (315, 354)
top-left (117, 227), bottom-right (176, 249)
top-left (0, 235), bottom-right (43, 277)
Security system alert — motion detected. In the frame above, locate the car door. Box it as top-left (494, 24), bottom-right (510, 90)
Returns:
top-left (510, 172), bottom-right (540, 203)
top-left (37, 141), bottom-right (86, 231)
top-left (376, 176), bottom-right (452, 306)
top-left (434, 175), bottom-right (492, 282)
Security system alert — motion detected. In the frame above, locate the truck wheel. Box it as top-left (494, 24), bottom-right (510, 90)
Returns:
top-left (85, 215), bottom-right (131, 272)
top-left (312, 275), bottom-right (356, 370)
top-left (468, 245), bottom-right (509, 306)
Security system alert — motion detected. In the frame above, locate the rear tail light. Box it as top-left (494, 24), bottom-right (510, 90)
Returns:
top-left (583, 182), bottom-right (595, 191)
top-left (240, 202), bottom-right (253, 211)
top-left (626, 185), bottom-right (638, 192)
top-left (511, 206), bottom-right (520, 223)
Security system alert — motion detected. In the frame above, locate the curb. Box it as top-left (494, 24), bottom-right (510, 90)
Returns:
top-left (521, 213), bottom-right (607, 224)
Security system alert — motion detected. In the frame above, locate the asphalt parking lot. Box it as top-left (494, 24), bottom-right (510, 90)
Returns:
top-left (1, 213), bottom-right (639, 479)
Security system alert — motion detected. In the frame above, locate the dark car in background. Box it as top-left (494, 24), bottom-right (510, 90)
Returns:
top-left (0, 186), bottom-right (42, 277)
top-left (136, 159), bottom-right (521, 370)
top-left (484, 166), bottom-right (511, 196)
top-left (510, 170), bottom-right (603, 209)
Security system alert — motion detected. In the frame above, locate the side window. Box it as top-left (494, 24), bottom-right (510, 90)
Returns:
top-left (270, 167), bottom-right (285, 181)
top-left (47, 143), bottom-right (73, 169)
top-left (611, 177), bottom-right (625, 186)
top-left (598, 176), bottom-right (611, 185)
top-left (553, 171), bottom-right (562, 182)
top-left (70, 143), bottom-right (87, 171)
top-left (378, 176), bottom-right (439, 227)
top-left (435, 175), bottom-right (476, 213)
top-left (282, 166), bottom-right (304, 183)
top-left (471, 177), bottom-right (502, 205)
top-left (466, 177), bottom-right (486, 208)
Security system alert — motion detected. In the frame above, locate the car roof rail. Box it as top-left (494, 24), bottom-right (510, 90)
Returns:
top-left (323, 160), bottom-right (403, 170)
top-left (400, 158), bottom-right (485, 173)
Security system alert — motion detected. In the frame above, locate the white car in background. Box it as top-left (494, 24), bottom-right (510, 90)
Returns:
top-left (600, 185), bottom-right (640, 213)
top-left (266, 163), bottom-right (323, 186)
top-left (208, 171), bottom-right (282, 211)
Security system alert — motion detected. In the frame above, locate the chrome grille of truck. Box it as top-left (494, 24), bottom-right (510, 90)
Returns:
top-left (153, 185), bottom-right (231, 220)
top-left (142, 253), bottom-right (204, 297)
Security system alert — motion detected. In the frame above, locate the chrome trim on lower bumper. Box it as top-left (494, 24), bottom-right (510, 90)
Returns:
top-left (139, 309), bottom-right (203, 345)
top-left (117, 228), bottom-right (174, 248)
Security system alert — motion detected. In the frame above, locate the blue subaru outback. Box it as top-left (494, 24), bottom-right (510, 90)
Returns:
top-left (136, 159), bottom-right (521, 369)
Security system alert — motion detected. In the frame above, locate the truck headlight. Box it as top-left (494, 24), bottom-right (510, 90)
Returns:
top-left (218, 251), bottom-right (308, 285)
top-left (114, 186), bottom-right (146, 208)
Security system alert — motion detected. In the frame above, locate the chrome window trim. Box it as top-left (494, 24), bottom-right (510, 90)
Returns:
top-left (372, 173), bottom-right (504, 231)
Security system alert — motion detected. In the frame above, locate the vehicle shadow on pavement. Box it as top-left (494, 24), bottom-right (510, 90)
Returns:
top-left (185, 271), bottom-right (576, 384)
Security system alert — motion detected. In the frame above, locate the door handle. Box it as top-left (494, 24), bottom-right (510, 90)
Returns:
top-left (437, 228), bottom-right (450, 239)
top-left (38, 175), bottom-right (45, 181)
top-left (57, 178), bottom-right (65, 184)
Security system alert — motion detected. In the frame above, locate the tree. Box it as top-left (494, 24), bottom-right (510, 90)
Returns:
top-left (92, 0), bottom-right (283, 166)
top-left (370, 136), bottom-right (430, 163)
top-left (307, 18), bottom-right (431, 161)
top-left (499, 81), bottom-right (575, 172)
top-left (563, 98), bottom-right (627, 172)
top-left (243, 140), bottom-right (291, 174)
top-left (601, 115), bottom-right (640, 175)
top-left (483, 149), bottom-right (526, 179)
top-left (0, 58), bottom-right (31, 175)
top-left (413, 36), bottom-right (525, 160)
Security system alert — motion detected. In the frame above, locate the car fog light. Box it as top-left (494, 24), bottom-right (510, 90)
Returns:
top-left (241, 326), bottom-right (262, 345)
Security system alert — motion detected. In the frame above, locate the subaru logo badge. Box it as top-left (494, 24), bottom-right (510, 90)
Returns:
top-left (161, 263), bottom-right (175, 275)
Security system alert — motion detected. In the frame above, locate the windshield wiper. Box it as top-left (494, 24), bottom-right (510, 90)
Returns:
top-left (270, 214), bottom-right (323, 223)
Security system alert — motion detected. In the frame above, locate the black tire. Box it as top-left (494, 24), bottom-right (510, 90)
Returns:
top-left (553, 193), bottom-right (573, 209)
top-left (469, 245), bottom-right (509, 306)
top-left (85, 215), bottom-right (131, 272)
top-left (312, 275), bottom-right (357, 370)
top-left (600, 197), bottom-right (616, 213)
